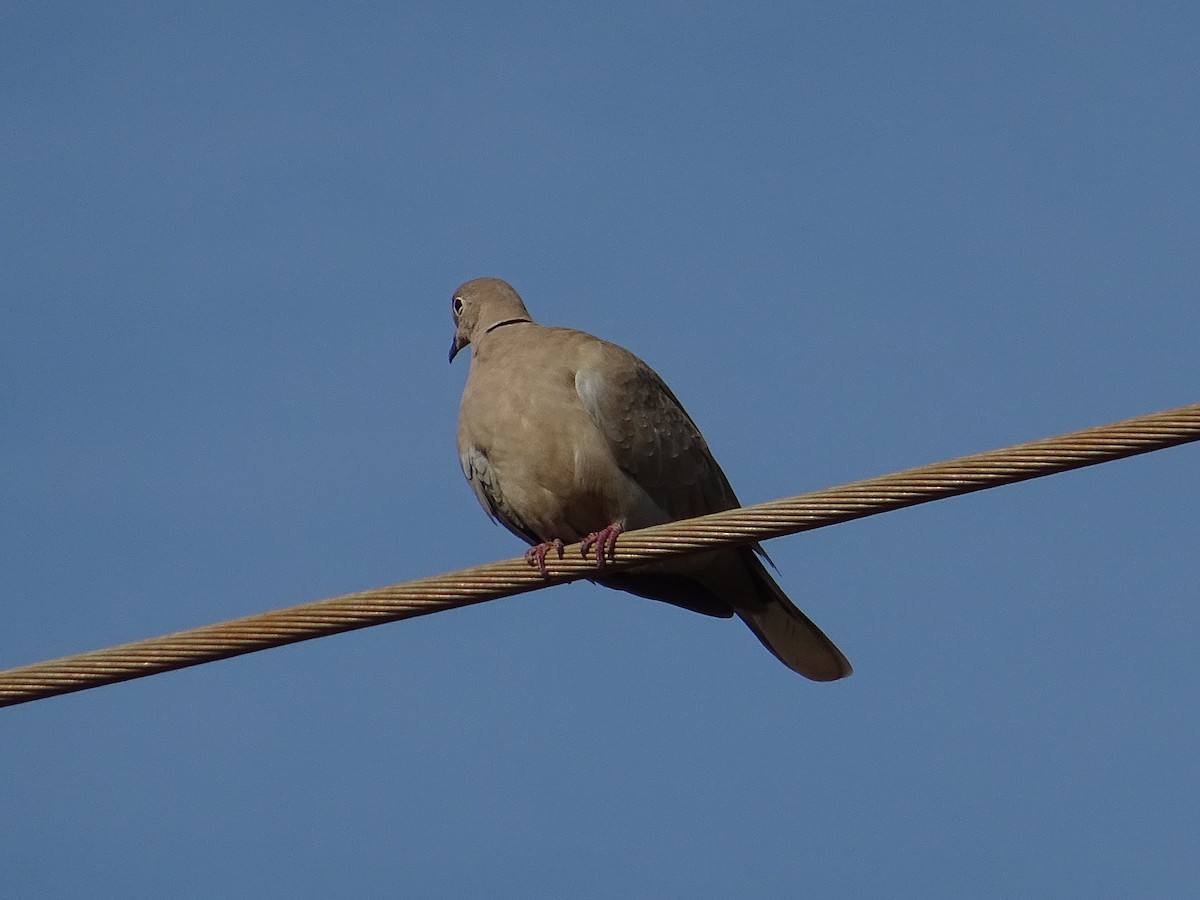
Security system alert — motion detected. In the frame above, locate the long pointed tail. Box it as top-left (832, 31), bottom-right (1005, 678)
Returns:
top-left (735, 553), bottom-right (852, 682)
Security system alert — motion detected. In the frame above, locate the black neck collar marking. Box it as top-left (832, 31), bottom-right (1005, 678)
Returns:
top-left (484, 317), bottom-right (532, 335)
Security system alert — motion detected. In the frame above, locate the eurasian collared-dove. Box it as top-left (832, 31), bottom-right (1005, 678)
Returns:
top-left (449, 278), bottom-right (851, 681)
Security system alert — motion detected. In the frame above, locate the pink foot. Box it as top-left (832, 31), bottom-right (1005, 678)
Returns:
top-left (580, 524), bottom-right (623, 569)
top-left (524, 539), bottom-right (564, 577)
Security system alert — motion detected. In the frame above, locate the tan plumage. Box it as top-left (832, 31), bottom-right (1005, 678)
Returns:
top-left (449, 277), bottom-right (851, 681)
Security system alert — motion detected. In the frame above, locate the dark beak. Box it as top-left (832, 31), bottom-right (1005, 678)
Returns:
top-left (449, 334), bottom-right (463, 363)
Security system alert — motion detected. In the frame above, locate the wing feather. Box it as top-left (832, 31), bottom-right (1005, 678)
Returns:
top-left (574, 341), bottom-right (740, 521)
top-left (460, 445), bottom-right (541, 545)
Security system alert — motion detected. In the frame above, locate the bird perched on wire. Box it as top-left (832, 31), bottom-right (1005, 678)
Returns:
top-left (449, 277), bottom-right (851, 681)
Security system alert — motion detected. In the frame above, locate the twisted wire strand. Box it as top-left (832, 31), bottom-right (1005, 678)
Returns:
top-left (2, 403), bottom-right (1197, 708)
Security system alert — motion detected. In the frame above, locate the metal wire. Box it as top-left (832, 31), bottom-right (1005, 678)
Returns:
top-left (2, 403), bottom-right (1197, 708)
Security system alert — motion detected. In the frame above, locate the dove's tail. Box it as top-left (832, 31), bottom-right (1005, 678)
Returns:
top-left (735, 552), bottom-right (853, 682)
top-left (595, 549), bottom-right (852, 681)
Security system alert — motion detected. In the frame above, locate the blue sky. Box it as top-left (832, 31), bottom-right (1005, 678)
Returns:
top-left (3, 2), bottom-right (1198, 897)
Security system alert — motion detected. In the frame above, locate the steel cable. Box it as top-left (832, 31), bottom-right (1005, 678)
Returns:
top-left (2, 402), bottom-right (1197, 708)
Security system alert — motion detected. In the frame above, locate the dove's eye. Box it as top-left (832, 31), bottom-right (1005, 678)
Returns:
top-left (452, 296), bottom-right (465, 317)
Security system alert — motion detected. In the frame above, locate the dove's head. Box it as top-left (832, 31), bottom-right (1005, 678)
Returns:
top-left (449, 278), bottom-right (533, 362)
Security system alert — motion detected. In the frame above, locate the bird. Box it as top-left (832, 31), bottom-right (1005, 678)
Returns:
top-left (449, 277), bottom-right (851, 681)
